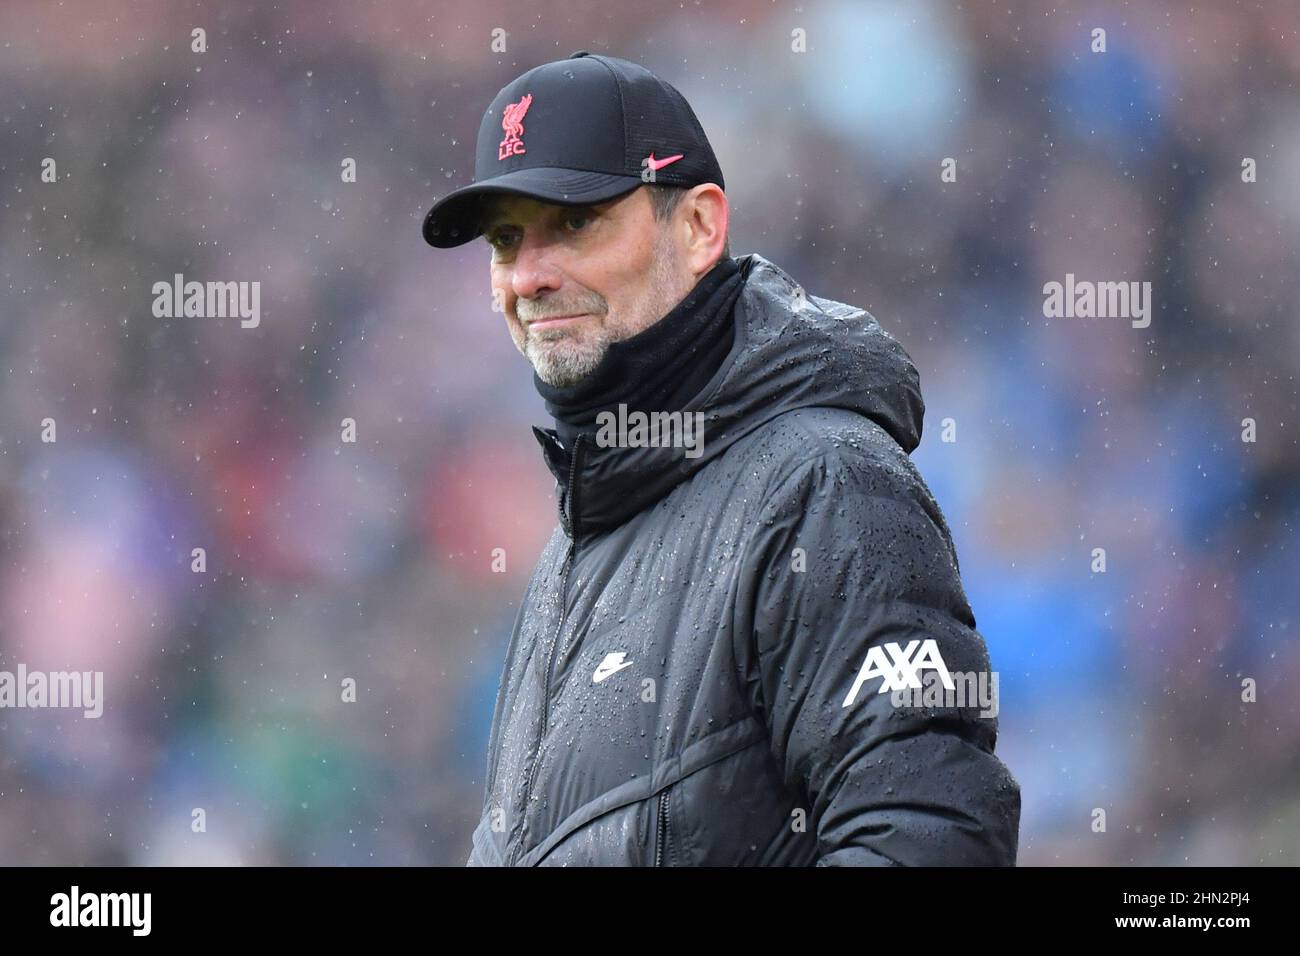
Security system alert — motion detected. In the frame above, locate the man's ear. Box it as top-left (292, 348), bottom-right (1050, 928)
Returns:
top-left (682, 183), bottom-right (729, 277)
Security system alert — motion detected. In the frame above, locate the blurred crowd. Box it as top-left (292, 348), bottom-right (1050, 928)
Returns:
top-left (0, 0), bottom-right (1296, 864)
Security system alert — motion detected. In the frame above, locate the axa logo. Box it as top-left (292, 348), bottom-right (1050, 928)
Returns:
top-left (499, 92), bottom-right (533, 160)
top-left (842, 639), bottom-right (954, 708)
top-left (593, 652), bottom-right (633, 683)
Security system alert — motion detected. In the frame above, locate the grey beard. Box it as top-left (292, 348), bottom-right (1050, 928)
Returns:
top-left (526, 329), bottom-right (613, 386)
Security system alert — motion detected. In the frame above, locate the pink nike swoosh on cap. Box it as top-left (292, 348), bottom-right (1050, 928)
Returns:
top-left (646, 152), bottom-right (684, 171)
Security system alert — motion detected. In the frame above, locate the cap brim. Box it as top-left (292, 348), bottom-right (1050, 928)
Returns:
top-left (422, 167), bottom-right (644, 248)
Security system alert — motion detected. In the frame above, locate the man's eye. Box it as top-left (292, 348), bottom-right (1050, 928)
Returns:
top-left (488, 231), bottom-right (519, 250)
top-left (563, 213), bottom-right (591, 231)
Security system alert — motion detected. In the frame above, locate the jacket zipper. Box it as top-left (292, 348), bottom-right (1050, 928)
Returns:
top-left (511, 433), bottom-right (584, 866)
top-left (654, 789), bottom-right (670, 867)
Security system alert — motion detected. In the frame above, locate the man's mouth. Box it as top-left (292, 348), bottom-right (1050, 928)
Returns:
top-left (526, 313), bottom-right (590, 331)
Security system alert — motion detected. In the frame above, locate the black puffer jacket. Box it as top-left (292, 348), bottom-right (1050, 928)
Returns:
top-left (467, 253), bottom-right (1021, 866)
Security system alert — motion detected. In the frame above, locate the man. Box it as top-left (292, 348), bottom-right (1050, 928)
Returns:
top-left (424, 52), bottom-right (1021, 865)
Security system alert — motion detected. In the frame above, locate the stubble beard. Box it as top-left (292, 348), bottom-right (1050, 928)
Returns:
top-left (525, 322), bottom-right (613, 388)
top-left (522, 234), bottom-right (684, 388)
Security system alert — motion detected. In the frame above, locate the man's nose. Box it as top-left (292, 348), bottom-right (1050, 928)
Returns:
top-left (510, 234), bottom-right (564, 300)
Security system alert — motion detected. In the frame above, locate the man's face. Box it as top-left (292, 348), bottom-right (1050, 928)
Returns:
top-left (482, 186), bottom-right (692, 387)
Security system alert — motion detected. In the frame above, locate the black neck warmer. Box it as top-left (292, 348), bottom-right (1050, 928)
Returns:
top-left (535, 255), bottom-right (744, 450)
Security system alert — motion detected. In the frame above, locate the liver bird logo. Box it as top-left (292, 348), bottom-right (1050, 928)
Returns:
top-left (498, 93), bottom-right (533, 161)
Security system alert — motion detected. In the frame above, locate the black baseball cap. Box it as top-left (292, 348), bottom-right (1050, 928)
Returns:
top-left (422, 51), bottom-right (726, 248)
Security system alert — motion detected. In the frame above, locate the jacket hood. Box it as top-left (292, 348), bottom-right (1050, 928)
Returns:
top-left (532, 252), bottom-right (925, 538)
